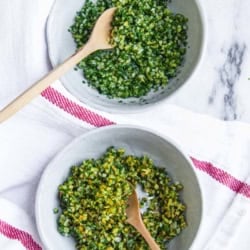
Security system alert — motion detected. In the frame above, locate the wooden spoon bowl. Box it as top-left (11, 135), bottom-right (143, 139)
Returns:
top-left (126, 190), bottom-right (161, 250)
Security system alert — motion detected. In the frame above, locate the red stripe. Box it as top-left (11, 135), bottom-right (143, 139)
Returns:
top-left (41, 87), bottom-right (250, 198)
top-left (0, 219), bottom-right (42, 250)
top-left (191, 157), bottom-right (250, 198)
top-left (41, 87), bottom-right (114, 127)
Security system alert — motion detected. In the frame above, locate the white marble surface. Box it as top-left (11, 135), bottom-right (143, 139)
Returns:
top-left (168, 0), bottom-right (250, 122)
top-left (0, 0), bottom-right (250, 122)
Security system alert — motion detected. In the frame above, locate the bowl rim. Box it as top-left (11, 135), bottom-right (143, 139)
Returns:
top-left (35, 124), bottom-right (204, 249)
top-left (46, 0), bottom-right (208, 114)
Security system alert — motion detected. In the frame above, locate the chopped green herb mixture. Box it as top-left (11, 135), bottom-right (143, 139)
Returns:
top-left (57, 147), bottom-right (187, 249)
top-left (70, 0), bottom-right (188, 98)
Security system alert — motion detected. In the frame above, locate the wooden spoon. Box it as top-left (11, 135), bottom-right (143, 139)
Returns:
top-left (0, 7), bottom-right (116, 123)
top-left (126, 190), bottom-right (161, 250)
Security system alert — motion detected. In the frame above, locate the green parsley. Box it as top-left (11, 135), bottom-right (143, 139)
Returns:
top-left (70, 0), bottom-right (188, 99)
top-left (57, 147), bottom-right (187, 249)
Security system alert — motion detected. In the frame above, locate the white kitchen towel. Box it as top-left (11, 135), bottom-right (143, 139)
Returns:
top-left (1, 92), bottom-right (250, 250)
top-left (1, 0), bottom-right (250, 250)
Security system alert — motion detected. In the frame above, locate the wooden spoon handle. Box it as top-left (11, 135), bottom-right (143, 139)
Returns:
top-left (131, 219), bottom-right (161, 250)
top-left (0, 43), bottom-right (94, 123)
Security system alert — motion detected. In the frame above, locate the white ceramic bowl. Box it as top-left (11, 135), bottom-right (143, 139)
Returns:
top-left (35, 125), bottom-right (203, 250)
top-left (47, 0), bottom-right (206, 113)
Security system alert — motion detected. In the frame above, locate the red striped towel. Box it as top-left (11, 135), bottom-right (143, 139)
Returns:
top-left (1, 82), bottom-right (250, 249)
